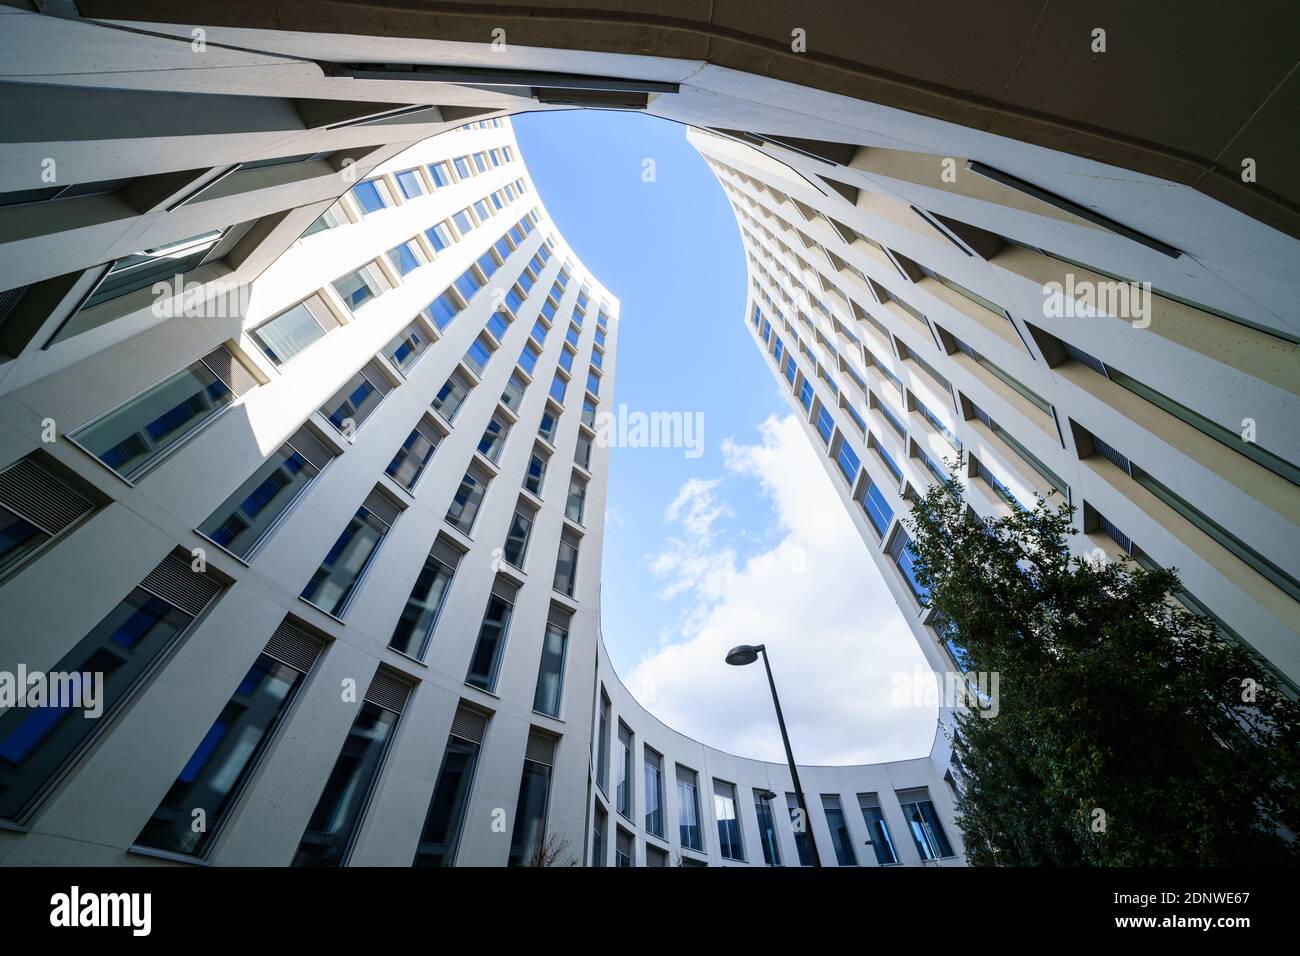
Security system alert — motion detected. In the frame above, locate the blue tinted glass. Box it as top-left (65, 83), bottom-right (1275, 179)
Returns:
top-left (352, 180), bottom-right (384, 214)
top-left (861, 482), bottom-right (893, 536)
top-left (427, 291), bottom-right (460, 330)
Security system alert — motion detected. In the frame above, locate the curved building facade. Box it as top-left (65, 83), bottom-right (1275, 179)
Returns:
top-left (0, 6), bottom-right (1295, 869)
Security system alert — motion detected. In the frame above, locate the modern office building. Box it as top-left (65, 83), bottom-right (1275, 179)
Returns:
top-left (0, 5), bottom-right (1295, 868)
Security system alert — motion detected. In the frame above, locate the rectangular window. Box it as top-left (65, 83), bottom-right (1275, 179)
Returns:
top-left (889, 529), bottom-right (928, 603)
top-left (508, 731), bottom-right (555, 866)
top-left (394, 168), bottom-right (423, 199)
top-left (549, 373), bottom-right (567, 405)
top-left (575, 434), bottom-right (593, 470)
top-left (320, 360), bottom-right (391, 436)
top-left (537, 410), bottom-right (558, 445)
top-left (615, 722), bottom-right (634, 819)
top-left (565, 474), bottom-right (587, 523)
top-left (896, 788), bottom-right (954, 860)
top-left (754, 790), bottom-right (781, 865)
top-left (465, 577), bottom-right (517, 691)
top-left (677, 765), bottom-right (704, 851)
top-left (787, 792), bottom-right (814, 866)
top-left (199, 425), bottom-right (334, 559)
top-left (425, 221), bottom-right (453, 252)
top-left (715, 780), bottom-right (744, 861)
top-left (518, 342), bottom-right (540, 375)
top-left (387, 240), bottom-right (423, 276)
top-left (382, 320), bottom-right (431, 374)
top-left (524, 450), bottom-right (548, 496)
top-left (301, 488), bottom-right (400, 617)
top-left (425, 288), bottom-right (462, 330)
top-left (432, 370), bottom-right (471, 422)
top-left (815, 404), bottom-right (835, 444)
top-left (558, 347), bottom-right (575, 374)
top-left (477, 415), bottom-right (509, 464)
top-left (581, 398), bottom-right (597, 429)
top-left (389, 540), bottom-right (460, 660)
top-left (72, 346), bottom-right (253, 481)
top-left (822, 794), bottom-right (858, 865)
top-left (502, 504), bottom-right (534, 568)
top-left (80, 230), bottom-right (229, 313)
top-left (351, 179), bottom-right (386, 214)
top-left (615, 828), bottom-right (634, 868)
top-left (644, 748), bottom-right (665, 838)
top-left (293, 672), bottom-right (411, 866)
top-left (596, 690), bottom-right (611, 793)
top-left (452, 208), bottom-right (474, 235)
top-left (532, 605), bottom-right (570, 718)
top-left (553, 529), bottom-right (579, 597)
top-left (251, 294), bottom-right (336, 365)
top-left (486, 312), bottom-right (508, 342)
top-left (586, 370), bottom-right (601, 396)
top-left (427, 162), bottom-right (452, 188)
top-left (858, 793), bottom-right (899, 865)
top-left (413, 705), bottom-right (485, 866)
top-left (500, 373), bottom-right (526, 412)
top-left (386, 418), bottom-right (441, 490)
top-left (592, 803), bottom-right (607, 867)
top-left (859, 478), bottom-right (893, 537)
top-left (136, 620), bottom-right (322, 856)
top-left (332, 261), bottom-right (390, 311)
top-left (835, 437), bottom-right (861, 484)
top-left (464, 335), bottom-right (493, 376)
top-left (0, 552), bottom-right (221, 822)
top-left (454, 266), bottom-right (484, 301)
top-left (798, 379), bottom-right (814, 411)
top-left (446, 464), bottom-right (490, 534)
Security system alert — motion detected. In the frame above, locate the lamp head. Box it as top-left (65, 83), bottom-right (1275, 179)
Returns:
top-left (725, 644), bottom-right (763, 666)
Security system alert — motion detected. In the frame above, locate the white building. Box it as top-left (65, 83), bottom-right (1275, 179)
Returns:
top-left (0, 5), bottom-right (1295, 869)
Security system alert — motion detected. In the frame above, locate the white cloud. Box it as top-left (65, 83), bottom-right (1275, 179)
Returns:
top-left (628, 413), bottom-right (937, 765)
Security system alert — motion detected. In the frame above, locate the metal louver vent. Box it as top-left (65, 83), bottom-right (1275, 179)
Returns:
top-left (524, 730), bottom-right (556, 766)
top-left (362, 358), bottom-right (393, 396)
top-left (263, 619), bottom-right (325, 673)
top-left (546, 603), bottom-right (572, 631)
top-left (140, 552), bottom-right (221, 616)
top-left (0, 456), bottom-right (95, 536)
top-left (200, 345), bottom-right (258, 397)
top-left (285, 425), bottom-right (335, 472)
top-left (361, 487), bottom-right (401, 528)
top-left (364, 669), bottom-right (412, 714)
top-left (489, 575), bottom-right (518, 603)
top-left (449, 704), bottom-right (488, 745)
top-left (430, 537), bottom-right (463, 570)
top-left (0, 285), bottom-right (28, 326)
top-left (54, 178), bottom-right (130, 200)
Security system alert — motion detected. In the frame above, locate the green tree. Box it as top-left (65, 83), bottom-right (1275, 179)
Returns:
top-left (906, 460), bottom-right (1300, 865)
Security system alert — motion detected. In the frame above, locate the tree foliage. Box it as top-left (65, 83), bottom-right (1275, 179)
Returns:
top-left (905, 460), bottom-right (1300, 865)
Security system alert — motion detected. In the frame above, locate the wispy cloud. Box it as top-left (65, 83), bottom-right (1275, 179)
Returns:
top-left (629, 413), bottom-right (937, 765)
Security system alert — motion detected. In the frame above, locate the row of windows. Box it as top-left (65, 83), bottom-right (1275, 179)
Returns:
top-left (592, 689), bottom-right (953, 865)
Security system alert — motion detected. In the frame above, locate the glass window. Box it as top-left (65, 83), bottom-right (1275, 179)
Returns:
top-left (889, 530), bottom-right (928, 603)
top-left (549, 374), bottom-right (567, 405)
top-left (754, 790), bottom-right (781, 866)
top-left (537, 410), bottom-right (558, 445)
top-left (715, 780), bottom-right (744, 861)
top-left (858, 793), bottom-right (899, 865)
top-left (532, 617), bottom-right (568, 717)
top-left (581, 399), bottom-right (597, 429)
top-left (386, 422), bottom-right (439, 490)
top-left (0, 577), bottom-right (206, 821)
top-left (425, 222), bottom-right (453, 252)
top-left (292, 699), bottom-right (399, 865)
top-left (388, 550), bottom-right (456, 660)
top-left (859, 479), bottom-right (893, 537)
top-left (615, 723), bottom-right (633, 819)
top-left (387, 241), bottom-right (421, 276)
top-left (897, 789), bottom-right (954, 860)
top-left (427, 162), bottom-right (452, 188)
top-left (835, 439), bottom-right (861, 485)
top-left (136, 652), bottom-right (309, 856)
top-left (351, 179), bottom-right (385, 214)
top-left (464, 337), bottom-right (492, 376)
top-left (332, 262), bottom-right (389, 311)
top-left (644, 749), bottom-right (665, 838)
top-left (519, 343), bottom-right (540, 375)
top-left (596, 692), bottom-right (611, 793)
top-left (615, 828), bottom-right (633, 868)
top-left (452, 209), bottom-right (473, 235)
top-left (300, 500), bottom-right (393, 616)
top-left (677, 766), bottom-right (703, 852)
top-left (591, 803), bottom-right (607, 866)
top-left (565, 476), bottom-right (586, 523)
top-left (553, 533), bottom-right (578, 596)
top-left (322, 369), bottom-right (384, 435)
top-left (524, 452), bottom-right (547, 496)
top-left (558, 348), bottom-right (574, 373)
top-left (199, 433), bottom-right (325, 559)
top-left (508, 751), bottom-right (553, 866)
top-left (500, 373), bottom-right (526, 412)
top-left (445, 467), bottom-right (488, 534)
top-left (432, 371), bottom-right (471, 422)
top-left (394, 169), bottom-right (423, 199)
top-left (477, 416), bottom-right (509, 464)
top-left (502, 508), bottom-right (533, 567)
top-left (823, 794), bottom-right (858, 865)
top-left (798, 379), bottom-right (814, 411)
top-left (251, 299), bottom-right (330, 365)
top-left (465, 587), bottom-right (514, 691)
top-left (0, 505), bottom-right (48, 578)
top-left (486, 312), bottom-right (508, 342)
top-left (426, 289), bottom-right (461, 330)
top-left (80, 230), bottom-right (227, 312)
top-left (815, 405), bottom-right (834, 443)
top-left (575, 434), bottom-right (592, 470)
top-left (454, 266), bottom-right (483, 301)
top-left (72, 358), bottom-right (234, 481)
top-left (383, 322), bottom-right (430, 374)
top-left (413, 734), bottom-right (479, 866)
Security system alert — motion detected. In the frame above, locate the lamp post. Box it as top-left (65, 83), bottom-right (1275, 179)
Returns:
top-left (725, 643), bottom-right (822, 866)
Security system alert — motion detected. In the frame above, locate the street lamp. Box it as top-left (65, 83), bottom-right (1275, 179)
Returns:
top-left (725, 643), bottom-right (823, 866)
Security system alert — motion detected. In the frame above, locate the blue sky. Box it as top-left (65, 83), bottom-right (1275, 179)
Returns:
top-left (514, 111), bottom-right (936, 765)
